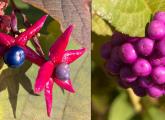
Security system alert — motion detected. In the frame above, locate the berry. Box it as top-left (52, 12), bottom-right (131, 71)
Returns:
top-left (131, 82), bottom-right (147, 97)
top-left (156, 38), bottom-right (165, 56)
top-left (148, 20), bottom-right (165, 40)
top-left (136, 38), bottom-right (154, 56)
top-left (3, 46), bottom-right (25, 68)
top-left (110, 47), bottom-right (121, 62)
top-left (100, 41), bottom-right (112, 60)
top-left (55, 63), bottom-right (70, 80)
top-left (153, 12), bottom-right (165, 23)
top-left (150, 55), bottom-right (165, 66)
top-left (111, 32), bottom-right (126, 46)
top-left (147, 84), bottom-right (164, 98)
top-left (138, 77), bottom-right (150, 88)
top-left (127, 37), bottom-right (139, 43)
top-left (133, 58), bottom-right (151, 76)
top-left (119, 43), bottom-right (137, 64)
top-left (151, 66), bottom-right (165, 84)
top-left (117, 79), bottom-right (130, 89)
top-left (105, 58), bottom-right (121, 75)
top-left (120, 66), bottom-right (137, 82)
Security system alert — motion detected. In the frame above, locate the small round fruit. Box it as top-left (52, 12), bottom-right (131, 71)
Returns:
top-left (3, 46), bottom-right (25, 68)
top-left (127, 37), bottom-right (139, 43)
top-left (100, 41), bottom-right (112, 60)
top-left (138, 77), bottom-right (150, 88)
top-left (131, 82), bottom-right (147, 97)
top-left (150, 55), bottom-right (165, 66)
top-left (55, 63), bottom-right (70, 80)
top-left (136, 38), bottom-right (154, 56)
top-left (151, 66), bottom-right (165, 84)
top-left (119, 43), bottom-right (137, 64)
top-left (105, 58), bottom-right (121, 75)
top-left (110, 46), bottom-right (121, 62)
top-left (148, 20), bottom-right (165, 40)
top-left (153, 11), bottom-right (165, 23)
top-left (120, 67), bottom-right (137, 83)
top-left (156, 38), bottom-right (165, 56)
top-left (111, 32), bottom-right (126, 46)
top-left (147, 84), bottom-right (164, 98)
top-left (117, 79), bottom-right (130, 89)
top-left (133, 58), bottom-right (152, 76)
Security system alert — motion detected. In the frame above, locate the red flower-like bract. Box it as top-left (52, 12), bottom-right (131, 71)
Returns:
top-left (0, 15), bottom-right (86, 117)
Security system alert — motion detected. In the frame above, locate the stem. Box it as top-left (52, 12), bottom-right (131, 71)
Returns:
top-left (10, 0), bottom-right (45, 57)
top-left (127, 88), bottom-right (142, 112)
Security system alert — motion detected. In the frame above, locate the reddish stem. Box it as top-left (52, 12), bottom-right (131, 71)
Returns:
top-left (10, 0), bottom-right (45, 57)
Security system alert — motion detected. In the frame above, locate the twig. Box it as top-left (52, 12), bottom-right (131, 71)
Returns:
top-left (10, 0), bottom-right (45, 57)
top-left (127, 88), bottom-right (142, 112)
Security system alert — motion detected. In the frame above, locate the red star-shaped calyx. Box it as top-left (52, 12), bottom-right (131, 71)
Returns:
top-left (0, 15), bottom-right (47, 64)
top-left (34, 25), bottom-right (86, 116)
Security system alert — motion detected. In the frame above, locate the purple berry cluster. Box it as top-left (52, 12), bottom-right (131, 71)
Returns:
top-left (101, 11), bottom-right (165, 98)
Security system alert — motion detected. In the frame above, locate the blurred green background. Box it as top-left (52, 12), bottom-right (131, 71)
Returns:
top-left (92, 0), bottom-right (165, 120)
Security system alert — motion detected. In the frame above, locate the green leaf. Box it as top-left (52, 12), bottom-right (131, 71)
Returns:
top-left (147, 107), bottom-right (165, 120)
top-left (93, 0), bottom-right (152, 37)
top-left (92, 14), bottom-right (112, 36)
top-left (108, 93), bottom-right (135, 120)
top-left (146, 0), bottom-right (165, 13)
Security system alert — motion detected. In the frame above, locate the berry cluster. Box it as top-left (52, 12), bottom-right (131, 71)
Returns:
top-left (101, 11), bottom-right (165, 98)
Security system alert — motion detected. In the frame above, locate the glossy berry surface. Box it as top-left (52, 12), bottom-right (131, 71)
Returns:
top-left (151, 66), bottom-right (165, 84)
top-left (154, 12), bottom-right (165, 23)
top-left (119, 43), bottom-right (137, 64)
top-left (148, 20), bottom-right (165, 40)
top-left (55, 63), bottom-right (70, 80)
top-left (3, 46), bottom-right (25, 68)
top-left (136, 38), bottom-right (154, 56)
top-left (133, 58), bottom-right (152, 77)
top-left (147, 85), bottom-right (164, 98)
top-left (156, 38), bottom-right (165, 56)
top-left (120, 66), bottom-right (137, 82)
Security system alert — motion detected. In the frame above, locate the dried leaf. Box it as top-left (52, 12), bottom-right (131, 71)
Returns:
top-left (22, 0), bottom-right (91, 48)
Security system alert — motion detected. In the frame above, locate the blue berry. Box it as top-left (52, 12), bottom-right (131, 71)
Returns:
top-left (3, 46), bottom-right (25, 68)
top-left (55, 63), bottom-right (70, 80)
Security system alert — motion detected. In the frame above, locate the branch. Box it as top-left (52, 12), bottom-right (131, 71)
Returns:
top-left (10, 0), bottom-right (45, 57)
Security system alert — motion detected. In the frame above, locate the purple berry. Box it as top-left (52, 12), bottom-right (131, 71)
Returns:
top-left (151, 66), bottom-right (165, 84)
top-left (154, 12), bottom-right (165, 23)
top-left (148, 20), bottom-right (165, 40)
top-left (110, 47), bottom-right (121, 62)
top-left (150, 56), bottom-right (165, 66)
top-left (127, 37), bottom-right (140, 43)
top-left (131, 83), bottom-right (147, 97)
top-left (147, 84), bottom-right (164, 98)
top-left (118, 79), bottom-right (130, 89)
top-left (156, 38), bottom-right (165, 56)
top-left (111, 32), bottom-right (126, 46)
top-left (100, 41), bottom-right (112, 60)
top-left (138, 77), bottom-right (150, 88)
top-left (105, 58), bottom-right (121, 75)
top-left (55, 63), bottom-right (70, 80)
top-left (133, 58), bottom-right (152, 76)
top-left (136, 38), bottom-right (154, 56)
top-left (119, 43), bottom-right (137, 64)
top-left (120, 67), bottom-right (137, 82)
